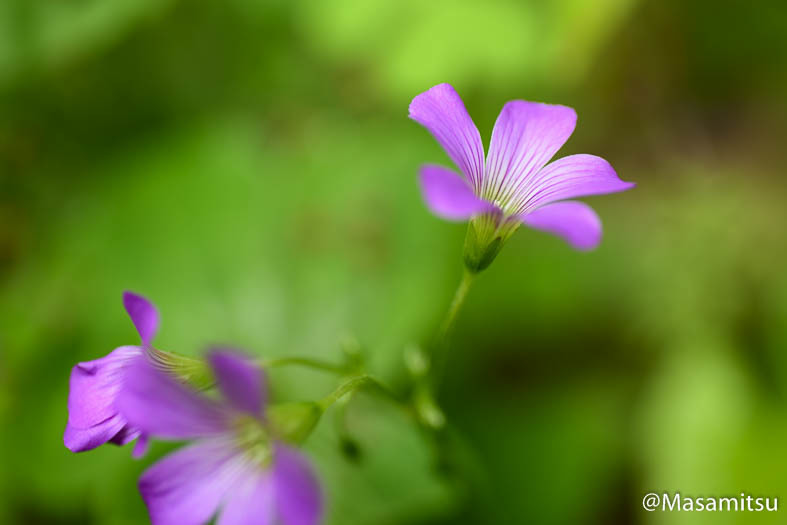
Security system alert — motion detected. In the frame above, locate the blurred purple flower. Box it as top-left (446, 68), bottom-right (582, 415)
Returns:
top-left (63, 291), bottom-right (158, 456)
top-left (410, 83), bottom-right (634, 250)
top-left (117, 350), bottom-right (322, 525)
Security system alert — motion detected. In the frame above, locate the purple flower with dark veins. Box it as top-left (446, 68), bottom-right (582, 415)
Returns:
top-left (410, 83), bottom-right (634, 269)
top-left (117, 349), bottom-right (323, 525)
top-left (64, 291), bottom-right (159, 456)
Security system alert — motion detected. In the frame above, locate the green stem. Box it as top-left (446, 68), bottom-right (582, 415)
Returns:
top-left (318, 374), bottom-right (402, 410)
top-left (430, 268), bottom-right (476, 388)
top-left (438, 268), bottom-right (476, 342)
top-left (318, 375), bottom-right (373, 409)
top-left (261, 357), bottom-right (350, 375)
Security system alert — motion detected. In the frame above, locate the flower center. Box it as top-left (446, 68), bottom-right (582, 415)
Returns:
top-left (480, 180), bottom-right (519, 215)
top-left (233, 415), bottom-right (272, 467)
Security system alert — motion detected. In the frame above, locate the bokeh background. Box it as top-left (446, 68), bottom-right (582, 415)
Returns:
top-left (2, 1), bottom-right (787, 524)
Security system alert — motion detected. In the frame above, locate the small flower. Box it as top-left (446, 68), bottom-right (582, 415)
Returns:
top-left (64, 291), bottom-right (160, 456)
top-left (117, 349), bottom-right (323, 525)
top-left (410, 83), bottom-right (634, 268)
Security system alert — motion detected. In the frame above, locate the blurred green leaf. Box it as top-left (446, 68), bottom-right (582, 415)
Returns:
top-left (0, 0), bottom-right (176, 86)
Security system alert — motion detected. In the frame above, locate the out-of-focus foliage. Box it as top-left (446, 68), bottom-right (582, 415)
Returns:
top-left (295, 0), bottom-right (636, 98)
top-left (1, 0), bottom-right (786, 524)
top-left (0, 0), bottom-right (175, 84)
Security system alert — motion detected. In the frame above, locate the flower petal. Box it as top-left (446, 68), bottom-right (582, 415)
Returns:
top-left (273, 444), bottom-right (322, 525)
top-left (132, 433), bottom-right (151, 458)
top-left (409, 83), bottom-right (485, 188)
top-left (483, 101), bottom-right (577, 211)
top-left (514, 154), bottom-right (635, 213)
top-left (64, 413), bottom-right (128, 453)
top-left (116, 356), bottom-right (228, 439)
top-left (520, 200), bottom-right (603, 251)
top-left (109, 425), bottom-right (142, 446)
top-left (66, 345), bottom-right (141, 429)
top-left (208, 349), bottom-right (267, 417)
top-left (419, 164), bottom-right (494, 221)
top-left (123, 291), bottom-right (159, 347)
top-left (217, 473), bottom-right (275, 525)
top-left (139, 440), bottom-right (246, 525)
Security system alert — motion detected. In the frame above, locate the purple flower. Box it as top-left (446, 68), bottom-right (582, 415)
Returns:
top-left (64, 291), bottom-right (159, 456)
top-left (410, 83), bottom-right (634, 252)
top-left (116, 349), bottom-right (323, 525)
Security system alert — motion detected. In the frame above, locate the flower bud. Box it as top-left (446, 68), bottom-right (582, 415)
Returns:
top-left (414, 386), bottom-right (446, 430)
top-left (340, 334), bottom-right (364, 371)
top-left (404, 344), bottom-right (429, 378)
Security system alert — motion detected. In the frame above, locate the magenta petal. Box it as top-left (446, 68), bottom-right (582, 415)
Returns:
top-left (123, 291), bottom-right (160, 347)
top-left (419, 164), bottom-right (494, 221)
top-left (520, 200), bottom-right (603, 251)
top-left (208, 349), bottom-right (267, 417)
top-left (273, 444), bottom-right (322, 525)
top-left (116, 357), bottom-right (228, 440)
top-left (139, 440), bottom-right (244, 525)
top-left (64, 414), bottom-right (128, 452)
top-left (109, 425), bottom-right (142, 446)
top-left (518, 154), bottom-right (635, 212)
top-left (409, 83), bottom-right (485, 189)
top-left (132, 433), bottom-right (151, 458)
top-left (66, 345), bottom-right (141, 429)
top-left (217, 473), bottom-right (275, 525)
top-left (484, 101), bottom-right (576, 208)
top-left (64, 346), bottom-right (146, 453)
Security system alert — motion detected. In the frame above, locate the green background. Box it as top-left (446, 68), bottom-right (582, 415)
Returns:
top-left (2, 1), bottom-right (786, 524)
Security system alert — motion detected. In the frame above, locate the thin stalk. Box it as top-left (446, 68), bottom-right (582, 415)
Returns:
top-left (438, 268), bottom-right (476, 342)
top-left (318, 374), bottom-right (402, 410)
top-left (261, 357), bottom-right (350, 375)
top-left (430, 268), bottom-right (476, 388)
top-left (318, 375), bottom-right (373, 410)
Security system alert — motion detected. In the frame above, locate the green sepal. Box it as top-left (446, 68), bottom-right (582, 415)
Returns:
top-left (463, 231), bottom-right (502, 273)
top-left (148, 348), bottom-right (214, 391)
top-left (268, 401), bottom-right (323, 444)
top-left (462, 215), bottom-right (519, 273)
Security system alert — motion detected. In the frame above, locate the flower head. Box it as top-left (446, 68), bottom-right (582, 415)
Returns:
top-left (117, 349), bottom-right (323, 525)
top-left (410, 83), bottom-right (634, 269)
top-left (64, 291), bottom-right (159, 456)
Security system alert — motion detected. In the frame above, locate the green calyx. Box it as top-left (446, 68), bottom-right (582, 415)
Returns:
top-left (462, 213), bottom-right (519, 273)
top-left (233, 403), bottom-right (324, 463)
top-left (268, 402), bottom-right (324, 445)
top-left (147, 348), bottom-right (214, 390)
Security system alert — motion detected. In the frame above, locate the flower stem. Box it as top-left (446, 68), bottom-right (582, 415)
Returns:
top-left (318, 375), bottom-right (401, 410)
top-left (318, 375), bottom-right (372, 409)
top-left (438, 268), bottom-right (476, 342)
top-left (430, 268), bottom-right (476, 387)
top-left (261, 357), bottom-right (350, 375)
